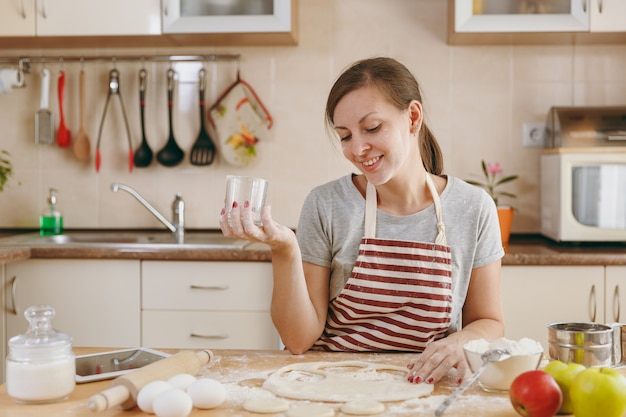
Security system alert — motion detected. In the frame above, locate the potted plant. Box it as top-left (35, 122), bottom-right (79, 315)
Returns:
top-left (466, 160), bottom-right (519, 245)
top-left (0, 150), bottom-right (13, 192)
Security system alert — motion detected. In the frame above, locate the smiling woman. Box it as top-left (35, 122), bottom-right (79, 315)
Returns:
top-left (220, 56), bottom-right (506, 387)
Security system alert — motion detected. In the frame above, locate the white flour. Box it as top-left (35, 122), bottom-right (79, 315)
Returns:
top-left (464, 337), bottom-right (543, 355)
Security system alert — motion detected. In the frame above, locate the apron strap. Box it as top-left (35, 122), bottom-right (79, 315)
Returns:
top-left (364, 174), bottom-right (447, 244)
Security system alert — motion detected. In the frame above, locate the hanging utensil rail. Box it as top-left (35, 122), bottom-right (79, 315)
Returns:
top-left (0, 54), bottom-right (241, 83)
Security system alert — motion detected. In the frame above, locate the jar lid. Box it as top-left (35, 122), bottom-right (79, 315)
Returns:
top-left (9, 305), bottom-right (72, 353)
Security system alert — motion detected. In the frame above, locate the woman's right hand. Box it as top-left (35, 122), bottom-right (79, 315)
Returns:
top-left (219, 202), bottom-right (296, 250)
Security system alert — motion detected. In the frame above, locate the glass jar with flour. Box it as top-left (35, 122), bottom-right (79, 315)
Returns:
top-left (6, 305), bottom-right (75, 404)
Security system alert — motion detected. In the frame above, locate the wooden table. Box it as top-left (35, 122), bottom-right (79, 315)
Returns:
top-left (0, 349), bottom-right (519, 417)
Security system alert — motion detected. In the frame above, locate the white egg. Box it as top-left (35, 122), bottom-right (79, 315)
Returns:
top-left (153, 389), bottom-right (193, 417)
top-left (137, 380), bottom-right (173, 414)
top-left (167, 373), bottom-right (197, 390)
top-left (186, 378), bottom-right (227, 409)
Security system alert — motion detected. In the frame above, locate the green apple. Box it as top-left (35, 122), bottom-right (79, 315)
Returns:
top-left (570, 367), bottom-right (626, 417)
top-left (544, 360), bottom-right (586, 414)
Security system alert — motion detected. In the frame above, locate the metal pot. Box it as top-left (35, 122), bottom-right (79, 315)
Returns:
top-left (548, 322), bottom-right (626, 367)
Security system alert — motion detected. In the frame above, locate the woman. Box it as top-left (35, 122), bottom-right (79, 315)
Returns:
top-left (220, 57), bottom-right (505, 385)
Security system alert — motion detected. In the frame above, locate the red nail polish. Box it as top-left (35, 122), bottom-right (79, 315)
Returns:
top-left (414, 376), bottom-right (422, 384)
top-left (244, 200), bottom-right (250, 208)
top-left (456, 378), bottom-right (463, 385)
top-left (220, 208), bottom-right (226, 216)
top-left (426, 377), bottom-right (434, 384)
top-left (232, 201), bottom-right (238, 209)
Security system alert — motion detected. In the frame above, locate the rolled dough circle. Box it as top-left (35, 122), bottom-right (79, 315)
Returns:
top-left (263, 361), bottom-right (433, 402)
top-left (286, 404), bottom-right (335, 417)
top-left (341, 400), bottom-right (385, 415)
top-left (243, 398), bottom-right (290, 414)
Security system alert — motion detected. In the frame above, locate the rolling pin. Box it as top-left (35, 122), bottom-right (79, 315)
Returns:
top-left (88, 349), bottom-right (214, 412)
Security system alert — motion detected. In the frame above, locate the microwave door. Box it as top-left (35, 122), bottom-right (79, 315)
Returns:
top-left (572, 166), bottom-right (600, 226)
top-left (597, 165), bottom-right (626, 229)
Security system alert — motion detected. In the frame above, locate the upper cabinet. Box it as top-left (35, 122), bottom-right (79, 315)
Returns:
top-left (0, 0), bottom-right (35, 36)
top-left (0, 0), bottom-right (297, 47)
top-left (37, 0), bottom-right (161, 36)
top-left (449, 0), bottom-right (626, 44)
top-left (0, 0), bottom-right (159, 37)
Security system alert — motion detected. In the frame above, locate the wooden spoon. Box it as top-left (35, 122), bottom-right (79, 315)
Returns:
top-left (73, 69), bottom-right (90, 162)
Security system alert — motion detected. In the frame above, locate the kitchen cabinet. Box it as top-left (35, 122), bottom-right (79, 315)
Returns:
top-left (4, 259), bottom-right (141, 349)
top-left (0, 0), bottom-right (160, 37)
top-left (606, 266), bottom-right (626, 323)
top-left (0, 0), bottom-right (35, 36)
top-left (448, 0), bottom-right (626, 44)
top-left (501, 265), bottom-right (605, 352)
top-left (141, 261), bottom-right (280, 350)
top-left (0, 0), bottom-right (297, 47)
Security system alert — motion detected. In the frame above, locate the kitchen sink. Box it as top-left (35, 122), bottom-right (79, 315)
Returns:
top-left (0, 231), bottom-right (250, 250)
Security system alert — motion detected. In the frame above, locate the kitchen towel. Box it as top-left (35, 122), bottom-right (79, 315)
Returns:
top-left (0, 68), bottom-right (25, 94)
top-left (208, 77), bottom-right (273, 167)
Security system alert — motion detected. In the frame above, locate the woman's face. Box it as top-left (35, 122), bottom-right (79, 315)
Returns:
top-left (333, 85), bottom-right (422, 186)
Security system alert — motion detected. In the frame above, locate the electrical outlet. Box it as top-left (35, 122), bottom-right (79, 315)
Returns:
top-left (522, 122), bottom-right (546, 147)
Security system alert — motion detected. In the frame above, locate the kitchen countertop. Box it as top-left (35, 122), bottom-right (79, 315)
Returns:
top-left (0, 348), bottom-right (520, 417)
top-left (0, 231), bottom-right (624, 265)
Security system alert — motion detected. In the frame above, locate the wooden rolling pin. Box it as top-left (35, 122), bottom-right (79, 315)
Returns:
top-left (88, 349), bottom-right (214, 412)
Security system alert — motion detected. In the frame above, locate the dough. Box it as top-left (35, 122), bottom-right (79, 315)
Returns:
top-left (263, 361), bottom-right (433, 402)
top-left (341, 400), bottom-right (385, 415)
top-left (243, 398), bottom-right (290, 414)
top-left (286, 404), bottom-right (335, 417)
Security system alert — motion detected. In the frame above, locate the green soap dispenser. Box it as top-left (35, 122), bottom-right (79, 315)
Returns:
top-left (40, 188), bottom-right (63, 236)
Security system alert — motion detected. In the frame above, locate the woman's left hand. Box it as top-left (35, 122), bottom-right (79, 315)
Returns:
top-left (406, 336), bottom-right (469, 385)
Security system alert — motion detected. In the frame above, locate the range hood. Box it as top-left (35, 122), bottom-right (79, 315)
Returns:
top-left (545, 106), bottom-right (626, 148)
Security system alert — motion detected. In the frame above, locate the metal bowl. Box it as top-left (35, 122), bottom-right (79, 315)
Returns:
top-left (547, 322), bottom-right (613, 367)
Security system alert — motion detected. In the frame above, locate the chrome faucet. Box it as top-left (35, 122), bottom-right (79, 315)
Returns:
top-left (111, 183), bottom-right (185, 242)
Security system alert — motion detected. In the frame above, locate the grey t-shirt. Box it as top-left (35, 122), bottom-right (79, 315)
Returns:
top-left (295, 174), bottom-right (505, 332)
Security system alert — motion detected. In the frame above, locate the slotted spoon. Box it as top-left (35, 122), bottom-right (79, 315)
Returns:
top-left (189, 68), bottom-right (216, 166)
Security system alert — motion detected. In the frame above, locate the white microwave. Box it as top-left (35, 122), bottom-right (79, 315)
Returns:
top-left (541, 149), bottom-right (626, 242)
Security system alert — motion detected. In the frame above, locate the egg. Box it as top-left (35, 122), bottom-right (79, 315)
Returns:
top-left (153, 389), bottom-right (193, 417)
top-left (137, 380), bottom-right (173, 414)
top-left (186, 378), bottom-right (227, 409)
top-left (167, 373), bottom-right (197, 390)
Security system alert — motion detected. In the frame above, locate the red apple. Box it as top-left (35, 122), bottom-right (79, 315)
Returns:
top-left (509, 370), bottom-right (563, 417)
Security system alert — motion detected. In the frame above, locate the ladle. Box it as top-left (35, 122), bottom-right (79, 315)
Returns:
top-left (73, 69), bottom-right (91, 162)
top-left (435, 348), bottom-right (511, 416)
top-left (156, 68), bottom-right (184, 167)
top-left (133, 69), bottom-right (153, 168)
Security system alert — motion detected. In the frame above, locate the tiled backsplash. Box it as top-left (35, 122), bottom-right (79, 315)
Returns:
top-left (0, 0), bottom-right (625, 233)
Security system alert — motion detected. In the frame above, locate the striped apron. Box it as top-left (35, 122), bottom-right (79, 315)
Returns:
top-left (313, 174), bottom-right (453, 352)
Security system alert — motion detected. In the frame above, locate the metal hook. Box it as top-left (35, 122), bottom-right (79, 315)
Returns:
top-left (80, 56), bottom-right (85, 71)
top-left (111, 57), bottom-right (117, 69)
top-left (59, 57), bottom-right (64, 71)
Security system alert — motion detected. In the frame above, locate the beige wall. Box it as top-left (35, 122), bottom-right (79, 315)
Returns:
top-left (0, 0), bottom-right (625, 233)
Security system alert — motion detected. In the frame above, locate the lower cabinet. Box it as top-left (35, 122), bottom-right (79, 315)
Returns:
top-left (141, 261), bottom-right (280, 350)
top-left (4, 259), bottom-right (141, 347)
top-left (501, 265), bottom-right (605, 352)
top-left (1, 259), bottom-right (141, 382)
top-left (606, 266), bottom-right (626, 323)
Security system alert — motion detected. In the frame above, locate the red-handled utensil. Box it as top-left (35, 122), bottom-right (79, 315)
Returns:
top-left (56, 70), bottom-right (71, 148)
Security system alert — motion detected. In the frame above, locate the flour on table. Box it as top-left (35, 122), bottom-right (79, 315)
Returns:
top-left (243, 398), bottom-right (290, 414)
top-left (341, 399), bottom-right (385, 415)
top-left (286, 404), bottom-right (336, 417)
top-left (263, 361), bottom-right (433, 402)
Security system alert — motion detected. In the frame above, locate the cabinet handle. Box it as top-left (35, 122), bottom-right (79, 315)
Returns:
top-left (190, 284), bottom-right (230, 291)
top-left (598, 0), bottom-right (603, 13)
top-left (20, 0), bottom-right (26, 18)
top-left (582, 0), bottom-right (587, 13)
top-left (164, 0), bottom-right (169, 17)
top-left (190, 332), bottom-right (229, 340)
top-left (614, 285), bottom-right (621, 322)
top-left (9, 275), bottom-right (17, 315)
top-left (40, 0), bottom-right (47, 19)
top-left (589, 284), bottom-right (597, 322)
